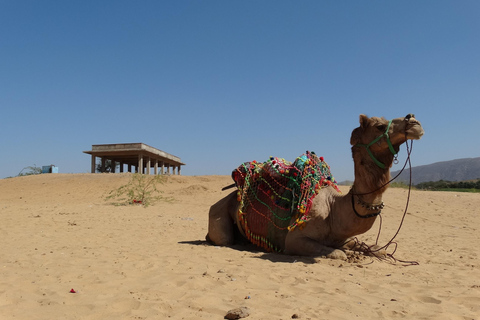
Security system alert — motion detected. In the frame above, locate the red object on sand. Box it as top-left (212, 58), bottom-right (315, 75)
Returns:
top-left (69, 289), bottom-right (76, 293)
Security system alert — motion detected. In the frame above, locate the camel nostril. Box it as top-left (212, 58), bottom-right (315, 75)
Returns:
top-left (405, 114), bottom-right (415, 121)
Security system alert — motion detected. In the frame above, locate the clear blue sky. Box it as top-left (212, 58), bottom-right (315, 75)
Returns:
top-left (1, 1), bottom-right (479, 181)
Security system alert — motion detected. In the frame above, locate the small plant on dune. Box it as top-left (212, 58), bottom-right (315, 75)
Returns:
top-left (18, 165), bottom-right (42, 176)
top-left (106, 174), bottom-right (171, 207)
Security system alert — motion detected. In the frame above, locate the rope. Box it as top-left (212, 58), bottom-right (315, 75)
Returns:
top-left (348, 139), bottom-right (419, 266)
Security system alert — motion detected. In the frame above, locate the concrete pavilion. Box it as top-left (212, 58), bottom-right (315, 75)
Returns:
top-left (83, 143), bottom-right (185, 175)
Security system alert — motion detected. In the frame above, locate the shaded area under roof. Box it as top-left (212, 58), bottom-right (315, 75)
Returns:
top-left (83, 143), bottom-right (185, 174)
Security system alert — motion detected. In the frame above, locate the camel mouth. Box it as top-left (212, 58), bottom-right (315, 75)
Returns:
top-left (405, 124), bottom-right (424, 140)
top-left (402, 115), bottom-right (424, 141)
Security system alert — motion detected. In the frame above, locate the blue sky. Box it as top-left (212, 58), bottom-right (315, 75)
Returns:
top-left (1, 1), bottom-right (479, 181)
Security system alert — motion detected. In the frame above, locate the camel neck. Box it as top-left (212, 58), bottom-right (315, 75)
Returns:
top-left (351, 162), bottom-right (390, 206)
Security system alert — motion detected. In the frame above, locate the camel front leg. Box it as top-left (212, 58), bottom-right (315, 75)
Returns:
top-left (206, 191), bottom-right (239, 246)
top-left (284, 232), bottom-right (347, 260)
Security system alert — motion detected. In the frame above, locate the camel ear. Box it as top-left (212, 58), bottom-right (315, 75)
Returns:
top-left (359, 114), bottom-right (370, 128)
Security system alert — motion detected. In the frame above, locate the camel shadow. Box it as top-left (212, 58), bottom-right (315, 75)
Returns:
top-left (254, 253), bottom-right (317, 264)
top-left (178, 239), bottom-right (261, 253)
top-left (178, 240), bottom-right (317, 264)
top-left (178, 240), bottom-right (209, 246)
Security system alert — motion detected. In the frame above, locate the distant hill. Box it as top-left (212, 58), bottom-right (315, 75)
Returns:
top-left (391, 157), bottom-right (480, 185)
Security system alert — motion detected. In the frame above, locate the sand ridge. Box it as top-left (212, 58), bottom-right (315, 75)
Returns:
top-left (0, 173), bottom-right (479, 319)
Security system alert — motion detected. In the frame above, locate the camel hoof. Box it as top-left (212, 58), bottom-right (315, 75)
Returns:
top-left (326, 249), bottom-right (347, 260)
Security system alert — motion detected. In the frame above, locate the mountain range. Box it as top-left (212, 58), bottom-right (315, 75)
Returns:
top-left (391, 157), bottom-right (480, 185)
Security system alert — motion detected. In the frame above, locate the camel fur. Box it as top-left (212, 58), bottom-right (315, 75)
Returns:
top-left (206, 114), bottom-right (424, 260)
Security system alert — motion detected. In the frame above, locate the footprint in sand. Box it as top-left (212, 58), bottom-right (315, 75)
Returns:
top-left (417, 296), bottom-right (442, 304)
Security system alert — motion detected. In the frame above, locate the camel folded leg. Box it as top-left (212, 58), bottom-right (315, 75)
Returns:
top-left (206, 191), bottom-right (239, 246)
top-left (284, 233), bottom-right (347, 260)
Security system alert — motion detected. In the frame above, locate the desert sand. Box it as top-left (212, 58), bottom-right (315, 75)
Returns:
top-left (0, 173), bottom-right (479, 319)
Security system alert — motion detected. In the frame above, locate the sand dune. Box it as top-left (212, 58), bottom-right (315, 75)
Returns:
top-left (1, 173), bottom-right (479, 319)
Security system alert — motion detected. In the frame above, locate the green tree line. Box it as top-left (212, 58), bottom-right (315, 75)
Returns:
top-left (415, 179), bottom-right (480, 191)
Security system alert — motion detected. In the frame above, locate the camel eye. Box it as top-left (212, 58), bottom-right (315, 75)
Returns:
top-left (376, 124), bottom-right (387, 132)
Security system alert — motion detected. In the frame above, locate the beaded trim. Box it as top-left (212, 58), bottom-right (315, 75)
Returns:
top-left (233, 151), bottom-right (340, 252)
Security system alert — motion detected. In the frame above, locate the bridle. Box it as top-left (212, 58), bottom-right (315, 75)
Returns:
top-left (354, 114), bottom-right (416, 169)
top-left (351, 116), bottom-right (411, 218)
top-left (354, 119), bottom-right (397, 169)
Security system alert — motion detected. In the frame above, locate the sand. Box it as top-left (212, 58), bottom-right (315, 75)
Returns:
top-left (0, 173), bottom-right (479, 319)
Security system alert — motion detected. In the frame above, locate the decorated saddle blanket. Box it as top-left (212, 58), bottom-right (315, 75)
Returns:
top-left (232, 151), bottom-right (340, 252)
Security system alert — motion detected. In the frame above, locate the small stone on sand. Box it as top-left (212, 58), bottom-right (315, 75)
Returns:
top-left (224, 306), bottom-right (250, 319)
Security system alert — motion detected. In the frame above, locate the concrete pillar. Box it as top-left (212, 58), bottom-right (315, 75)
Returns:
top-left (91, 155), bottom-right (96, 173)
top-left (128, 164), bottom-right (132, 173)
top-left (138, 155), bottom-right (144, 174)
top-left (154, 160), bottom-right (158, 175)
top-left (146, 157), bottom-right (151, 175)
top-left (178, 166), bottom-right (181, 175)
top-left (160, 161), bottom-right (164, 174)
top-left (120, 162), bottom-right (124, 173)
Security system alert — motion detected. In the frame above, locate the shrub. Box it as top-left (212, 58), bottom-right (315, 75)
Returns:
top-left (106, 174), bottom-right (171, 207)
top-left (18, 165), bottom-right (42, 176)
top-left (390, 181), bottom-right (412, 189)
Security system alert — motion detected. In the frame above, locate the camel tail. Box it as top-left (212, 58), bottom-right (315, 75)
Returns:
top-left (221, 183), bottom-right (236, 191)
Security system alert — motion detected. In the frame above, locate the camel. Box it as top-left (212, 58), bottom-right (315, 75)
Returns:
top-left (206, 114), bottom-right (424, 260)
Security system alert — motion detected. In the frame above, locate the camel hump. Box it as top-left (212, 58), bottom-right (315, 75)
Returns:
top-left (231, 151), bottom-right (340, 252)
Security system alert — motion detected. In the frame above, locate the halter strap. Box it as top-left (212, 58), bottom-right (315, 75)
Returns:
top-left (351, 193), bottom-right (381, 219)
top-left (355, 119), bottom-right (397, 169)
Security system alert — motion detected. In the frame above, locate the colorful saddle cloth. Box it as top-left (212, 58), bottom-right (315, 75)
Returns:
top-left (232, 151), bottom-right (340, 252)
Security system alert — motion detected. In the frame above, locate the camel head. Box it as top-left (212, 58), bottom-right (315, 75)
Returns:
top-left (350, 114), bottom-right (424, 169)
